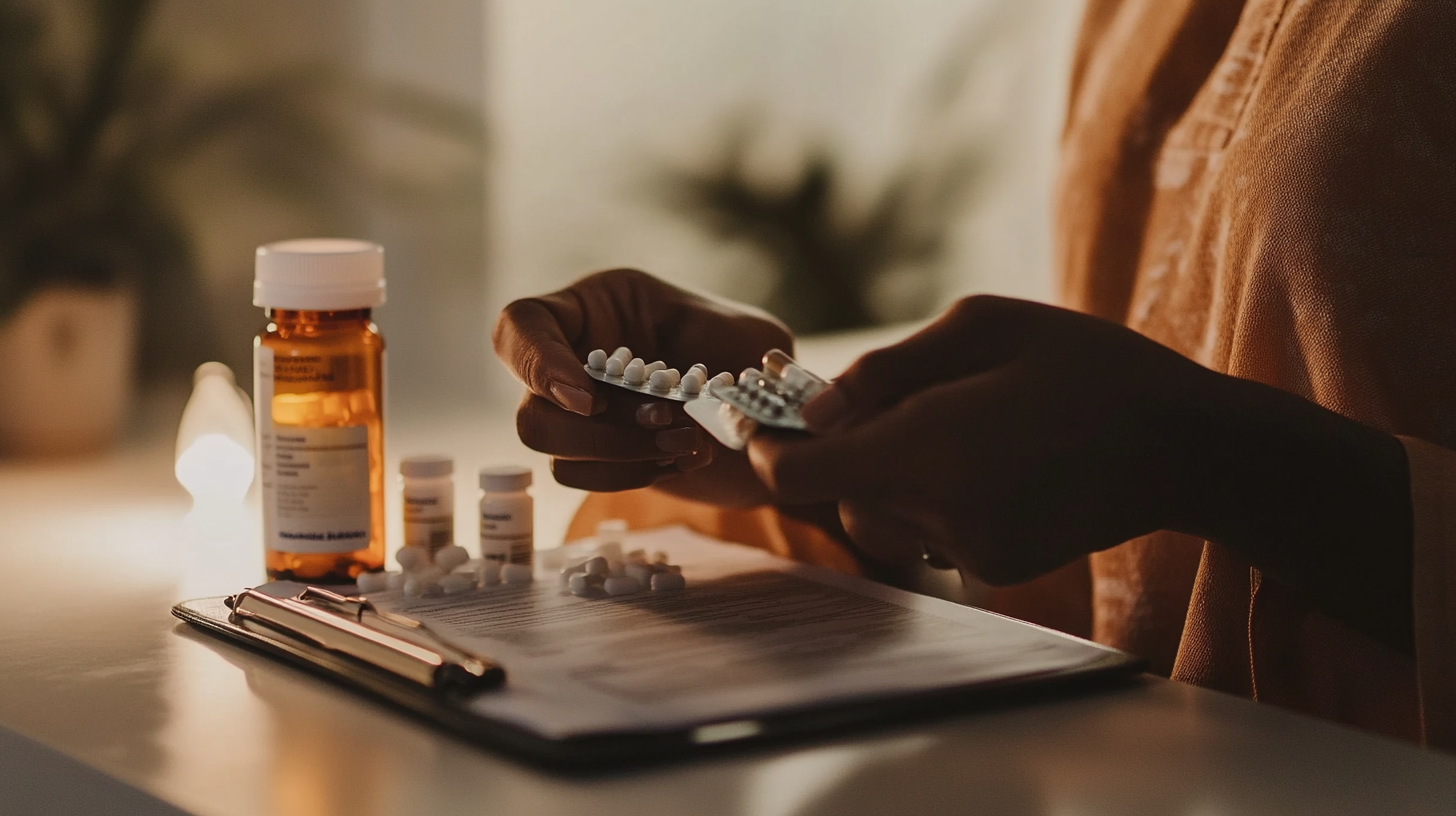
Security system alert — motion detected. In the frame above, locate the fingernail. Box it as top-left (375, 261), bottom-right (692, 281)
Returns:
top-left (801, 385), bottom-right (849, 433)
top-left (636, 402), bottom-right (674, 428)
top-left (549, 381), bottom-right (594, 416)
top-left (656, 427), bottom-right (700, 454)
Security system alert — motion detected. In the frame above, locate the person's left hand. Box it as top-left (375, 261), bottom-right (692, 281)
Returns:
top-left (745, 295), bottom-right (1219, 585)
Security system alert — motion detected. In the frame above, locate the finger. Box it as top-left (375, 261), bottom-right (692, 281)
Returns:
top-left (801, 295), bottom-right (1028, 433)
top-left (747, 420), bottom-right (912, 505)
top-left (837, 500), bottom-right (929, 568)
top-left (493, 294), bottom-right (602, 416)
top-left (549, 458), bottom-right (680, 492)
top-left (518, 394), bottom-right (707, 461)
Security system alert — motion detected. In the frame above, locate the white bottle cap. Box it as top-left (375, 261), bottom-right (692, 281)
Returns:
top-left (254, 238), bottom-right (386, 310)
top-left (400, 455), bottom-right (453, 478)
top-left (479, 465), bottom-right (532, 492)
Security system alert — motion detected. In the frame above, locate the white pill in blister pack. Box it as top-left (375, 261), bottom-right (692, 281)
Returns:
top-left (583, 346), bottom-right (732, 404)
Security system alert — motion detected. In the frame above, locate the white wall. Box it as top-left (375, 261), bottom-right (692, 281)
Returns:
top-left (486, 0), bottom-right (1082, 397)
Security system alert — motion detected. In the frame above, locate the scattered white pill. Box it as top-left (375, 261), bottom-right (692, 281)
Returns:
top-left (651, 572), bottom-right (686, 592)
top-left (648, 369), bottom-right (673, 392)
top-left (356, 571), bottom-right (389, 594)
top-left (610, 346), bottom-right (633, 364)
top-left (624, 359), bottom-right (646, 385)
top-left (680, 371), bottom-right (705, 395)
top-left (396, 546), bottom-right (430, 571)
top-left (608, 559), bottom-right (626, 577)
top-left (569, 573), bottom-right (606, 597)
top-left (403, 578), bottom-right (427, 597)
top-left (587, 349), bottom-right (608, 370)
top-left (386, 572), bottom-right (408, 591)
top-left (435, 545), bottom-right (470, 572)
top-left (440, 573), bottom-right (476, 595)
top-left (605, 357), bottom-right (625, 377)
top-left (479, 560), bottom-right (502, 586)
top-left (605, 576), bottom-right (642, 596)
top-left (560, 562), bottom-right (586, 586)
top-left (502, 564), bottom-right (534, 584)
top-left (414, 565), bottom-right (446, 585)
top-left (625, 562), bottom-right (655, 584)
top-left (643, 360), bottom-right (666, 376)
top-left (585, 556), bottom-right (610, 576)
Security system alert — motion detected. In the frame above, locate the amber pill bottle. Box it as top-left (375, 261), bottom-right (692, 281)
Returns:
top-left (253, 239), bottom-right (386, 583)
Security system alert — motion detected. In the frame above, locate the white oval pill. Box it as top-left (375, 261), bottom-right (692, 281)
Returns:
top-left (649, 370), bottom-right (673, 392)
top-left (711, 372), bottom-right (735, 388)
top-left (664, 368), bottom-right (681, 387)
top-left (624, 360), bottom-right (646, 385)
top-left (502, 564), bottom-right (534, 584)
top-left (651, 572), bottom-right (686, 592)
top-left (403, 578), bottom-right (426, 597)
top-left (396, 546), bottom-right (430, 571)
top-left (610, 346), bottom-right (632, 363)
top-left (604, 357), bottom-right (625, 377)
top-left (356, 572), bottom-right (389, 593)
top-left (689, 363), bottom-right (708, 376)
top-left (435, 545), bottom-right (470, 572)
top-left (585, 556), bottom-right (610, 575)
top-left (680, 372), bottom-right (704, 395)
top-left (414, 565), bottom-right (446, 585)
top-left (643, 360), bottom-right (666, 376)
top-left (605, 576), bottom-right (642, 596)
top-left (625, 563), bottom-right (654, 584)
top-left (479, 560), bottom-right (502, 586)
top-left (587, 349), bottom-right (608, 370)
top-left (441, 573), bottom-right (476, 594)
top-left (386, 572), bottom-right (408, 591)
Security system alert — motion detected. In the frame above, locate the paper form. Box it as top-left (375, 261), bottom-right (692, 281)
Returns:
top-left (369, 527), bottom-right (1119, 740)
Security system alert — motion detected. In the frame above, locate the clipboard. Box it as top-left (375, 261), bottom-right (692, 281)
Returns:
top-left (173, 528), bottom-right (1143, 768)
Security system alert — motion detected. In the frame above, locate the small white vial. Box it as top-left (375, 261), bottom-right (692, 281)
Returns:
top-left (400, 455), bottom-right (454, 557)
top-left (479, 465), bottom-right (533, 567)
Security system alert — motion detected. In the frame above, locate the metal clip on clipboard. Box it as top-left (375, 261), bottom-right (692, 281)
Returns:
top-left (226, 586), bottom-right (505, 692)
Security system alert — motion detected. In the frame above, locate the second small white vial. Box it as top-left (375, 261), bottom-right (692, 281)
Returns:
top-left (479, 465), bottom-right (533, 566)
top-left (400, 455), bottom-right (454, 557)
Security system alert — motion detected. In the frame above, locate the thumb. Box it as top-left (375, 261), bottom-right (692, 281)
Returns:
top-left (801, 296), bottom-right (1024, 433)
top-left (493, 294), bottom-right (602, 416)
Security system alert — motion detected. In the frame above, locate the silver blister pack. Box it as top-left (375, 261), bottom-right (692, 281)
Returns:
top-left (583, 347), bottom-right (827, 450)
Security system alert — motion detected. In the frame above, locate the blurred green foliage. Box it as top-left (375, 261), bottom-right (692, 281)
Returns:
top-left (0, 0), bottom-right (482, 377)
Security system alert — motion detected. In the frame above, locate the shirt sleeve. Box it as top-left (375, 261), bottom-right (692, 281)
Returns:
top-left (1401, 435), bottom-right (1456, 750)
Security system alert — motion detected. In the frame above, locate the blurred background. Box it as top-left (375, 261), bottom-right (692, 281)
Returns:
top-left (0, 0), bottom-right (1081, 551)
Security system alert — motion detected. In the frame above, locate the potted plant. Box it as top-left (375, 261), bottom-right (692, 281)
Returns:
top-left (0, 0), bottom-right (481, 456)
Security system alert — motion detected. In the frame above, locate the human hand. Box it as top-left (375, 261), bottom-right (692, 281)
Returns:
top-left (747, 295), bottom-right (1228, 584)
top-left (493, 268), bottom-right (793, 505)
top-left (748, 295), bottom-right (1415, 654)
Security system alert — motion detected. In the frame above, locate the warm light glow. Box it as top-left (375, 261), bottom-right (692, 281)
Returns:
top-left (176, 432), bottom-right (255, 506)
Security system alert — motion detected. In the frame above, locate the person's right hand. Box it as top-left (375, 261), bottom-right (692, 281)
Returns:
top-left (492, 268), bottom-right (793, 506)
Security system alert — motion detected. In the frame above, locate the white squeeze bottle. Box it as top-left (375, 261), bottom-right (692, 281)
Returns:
top-left (479, 466), bottom-right (533, 566)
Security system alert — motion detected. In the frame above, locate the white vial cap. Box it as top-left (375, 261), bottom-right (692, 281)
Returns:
top-left (254, 238), bottom-right (386, 310)
top-left (400, 455), bottom-right (452, 478)
top-left (479, 465), bottom-right (532, 492)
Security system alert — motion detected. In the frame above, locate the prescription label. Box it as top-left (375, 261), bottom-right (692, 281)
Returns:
top-left (268, 424), bottom-right (371, 553)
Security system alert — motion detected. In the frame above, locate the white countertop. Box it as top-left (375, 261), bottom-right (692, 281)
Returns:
top-left (1, 392), bottom-right (1454, 816)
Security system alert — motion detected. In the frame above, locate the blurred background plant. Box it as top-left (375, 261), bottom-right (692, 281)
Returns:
top-left (642, 6), bottom-right (1027, 335)
top-left (0, 0), bottom-right (484, 380)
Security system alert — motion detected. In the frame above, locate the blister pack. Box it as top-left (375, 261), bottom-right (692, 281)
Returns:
top-left (583, 347), bottom-right (828, 450)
